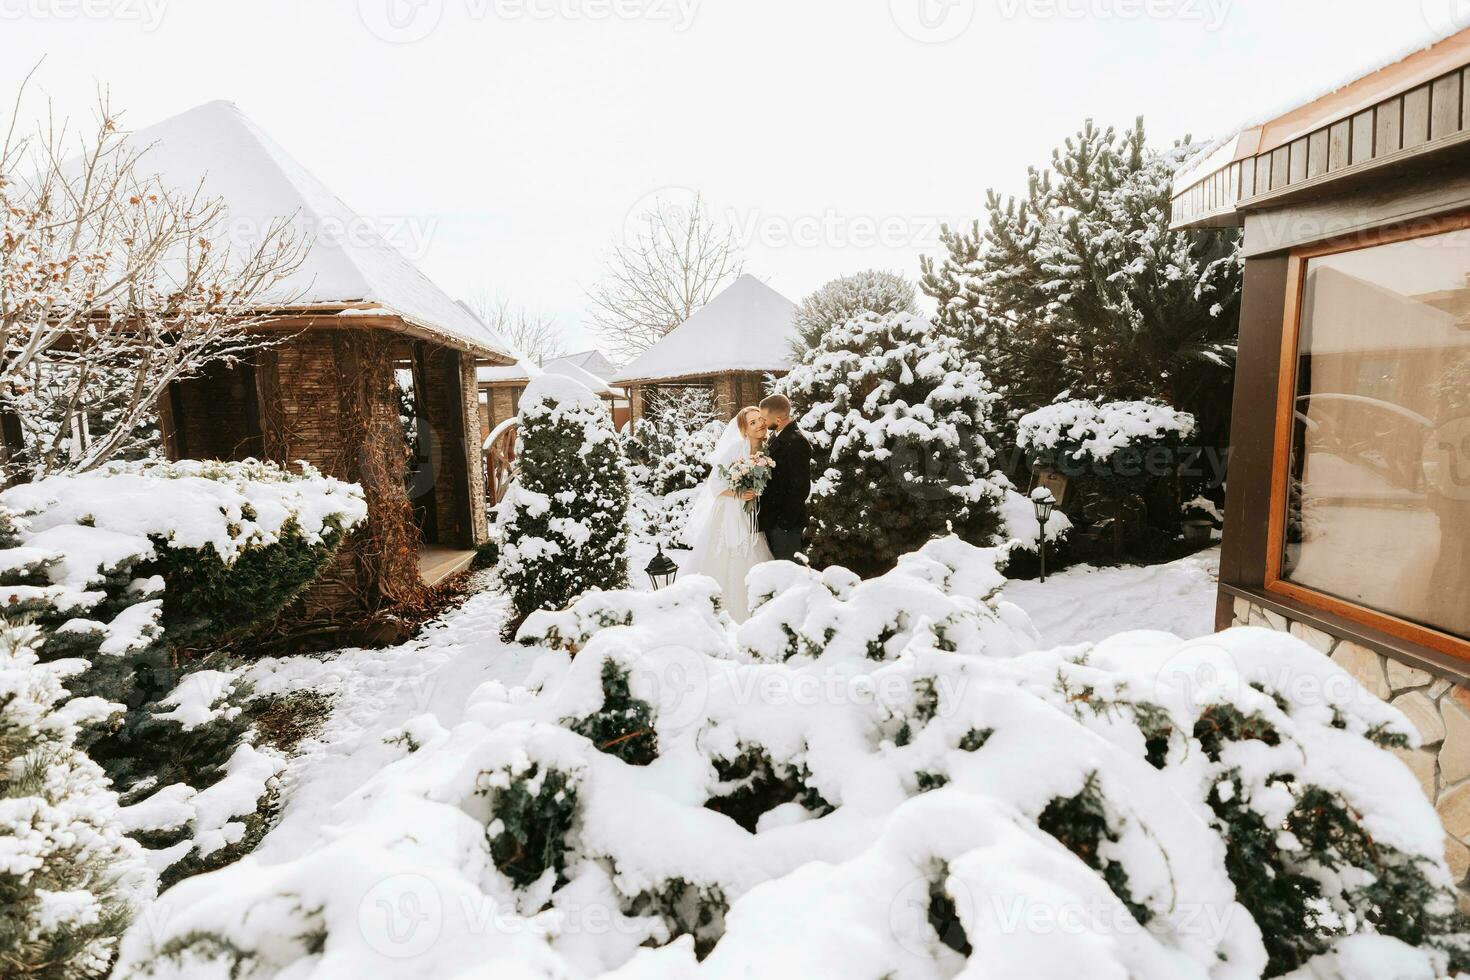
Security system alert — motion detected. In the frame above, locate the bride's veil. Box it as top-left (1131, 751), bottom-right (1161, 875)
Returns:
top-left (683, 415), bottom-right (748, 547)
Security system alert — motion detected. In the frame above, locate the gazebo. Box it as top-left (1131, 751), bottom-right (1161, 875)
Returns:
top-left (139, 102), bottom-right (515, 631)
top-left (612, 275), bottom-right (798, 423)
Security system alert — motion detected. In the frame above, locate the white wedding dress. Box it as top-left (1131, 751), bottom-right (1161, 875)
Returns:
top-left (684, 418), bottom-right (774, 621)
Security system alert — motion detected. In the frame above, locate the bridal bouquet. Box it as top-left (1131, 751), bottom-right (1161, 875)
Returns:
top-left (720, 453), bottom-right (775, 530)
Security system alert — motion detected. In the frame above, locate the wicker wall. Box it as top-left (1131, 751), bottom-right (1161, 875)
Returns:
top-left (255, 329), bottom-right (424, 623)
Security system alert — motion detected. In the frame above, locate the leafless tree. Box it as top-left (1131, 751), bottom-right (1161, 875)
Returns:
top-left (587, 193), bottom-right (742, 361)
top-left (0, 79), bottom-right (307, 478)
top-left (465, 291), bottom-right (566, 365)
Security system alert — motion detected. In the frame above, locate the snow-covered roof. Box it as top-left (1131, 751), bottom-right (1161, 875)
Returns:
top-left (127, 101), bottom-right (512, 360)
top-left (544, 358), bottom-right (621, 398)
top-left (549, 349), bottom-right (620, 381)
top-left (476, 356), bottom-right (621, 399)
top-left (611, 275), bottom-right (798, 385)
top-left (477, 359), bottom-right (541, 384)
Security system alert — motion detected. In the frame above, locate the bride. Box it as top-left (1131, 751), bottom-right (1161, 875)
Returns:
top-left (684, 406), bottom-right (774, 621)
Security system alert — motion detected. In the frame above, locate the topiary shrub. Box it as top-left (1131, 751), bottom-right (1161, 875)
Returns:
top-left (116, 539), bottom-right (1470, 978)
top-left (498, 376), bottom-right (630, 635)
top-left (776, 310), bottom-right (1006, 576)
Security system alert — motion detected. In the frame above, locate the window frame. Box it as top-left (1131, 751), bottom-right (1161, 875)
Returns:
top-left (1266, 211), bottom-right (1470, 660)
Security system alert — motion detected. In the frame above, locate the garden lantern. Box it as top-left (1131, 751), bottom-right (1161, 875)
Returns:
top-left (645, 543), bottom-right (679, 590)
top-left (1031, 487), bottom-right (1056, 584)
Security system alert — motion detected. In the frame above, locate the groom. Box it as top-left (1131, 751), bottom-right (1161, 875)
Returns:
top-left (755, 394), bottom-right (810, 562)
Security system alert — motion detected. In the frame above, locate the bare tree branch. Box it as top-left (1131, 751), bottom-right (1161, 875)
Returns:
top-left (465, 291), bottom-right (566, 366)
top-left (586, 194), bottom-right (742, 361)
top-left (0, 83), bottom-right (309, 478)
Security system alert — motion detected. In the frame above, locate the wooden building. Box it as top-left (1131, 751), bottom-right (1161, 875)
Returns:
top-left (1171, 28), bottom-right (1470, 875)
top-left (612, 275), bottom-right (798, 423)
top-left (477, 355), bottom-right (625, 444)
top-left (138, 102), bottom-right (515, 630)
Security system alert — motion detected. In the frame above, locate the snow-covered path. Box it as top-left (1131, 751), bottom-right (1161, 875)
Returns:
top-left (241, 572), bottom-right (538, 863)
top-left (1001, 547), bottom-right (1221, 648)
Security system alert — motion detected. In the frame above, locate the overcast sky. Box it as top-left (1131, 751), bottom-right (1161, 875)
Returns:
top-left (3, 0), bottom-right (1456, 355)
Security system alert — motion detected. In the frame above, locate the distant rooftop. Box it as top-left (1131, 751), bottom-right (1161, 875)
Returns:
top-left (612, 275), bottom-right (797, 385)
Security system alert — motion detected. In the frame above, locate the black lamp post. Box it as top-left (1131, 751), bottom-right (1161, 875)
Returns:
top-left (645, 542), bottom-right (679, 590)
top-left (1031, 487), bottom-right (1056, 584)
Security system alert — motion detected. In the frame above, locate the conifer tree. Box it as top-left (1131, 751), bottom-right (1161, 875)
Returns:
top-left (920, 117), bottom-right (1242, 447)
top-left (789, 270), bottom-right (919, 357)
top-left (777, 311), bottom-right (1004, 575)
top-left (499, 376), bottom-right (631, 634)
top-left (0, 622), bottom-right (153, 980)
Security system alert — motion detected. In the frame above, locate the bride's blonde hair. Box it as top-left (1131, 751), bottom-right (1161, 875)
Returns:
top-left (736, 406), bottom-right (761, 435)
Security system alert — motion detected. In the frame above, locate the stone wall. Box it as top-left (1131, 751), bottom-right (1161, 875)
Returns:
top-left (1229, 595), bottom-right (1470, 909)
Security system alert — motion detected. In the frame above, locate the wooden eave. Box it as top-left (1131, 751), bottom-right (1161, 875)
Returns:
top-left (1171, 29), bottom-right (1470, 231)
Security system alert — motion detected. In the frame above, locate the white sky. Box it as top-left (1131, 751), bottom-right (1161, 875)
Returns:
top-left (2, 0), bottom-right (1455, 355)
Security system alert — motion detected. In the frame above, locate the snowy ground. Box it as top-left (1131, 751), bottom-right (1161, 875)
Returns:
top-left (1003, 547), bottom-right (1221, 647)
top-left (239, 570), bottom-right (538, 864)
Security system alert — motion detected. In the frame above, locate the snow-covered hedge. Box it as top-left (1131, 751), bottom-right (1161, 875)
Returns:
top-left (498, 376), bottom-right (630, 635)
top-left (0, 460), bottom-right (364, 883)
top-left (1, 458), bottom-right (368, 650)
top-left (1016, 399), bottom-right (1195, 468)
top-left (0, 622), bottom-right (154, 980)
top-left (111, 538), bottom-right (1468, 978)
top-left (781, 310), bottom-right (1006, 574)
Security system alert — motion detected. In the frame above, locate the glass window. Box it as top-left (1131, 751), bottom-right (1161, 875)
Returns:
top-left (1283, 226), bottom-right (1470, 641)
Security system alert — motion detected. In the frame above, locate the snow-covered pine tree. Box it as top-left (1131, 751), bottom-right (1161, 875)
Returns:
top-left (919, 117), bottom-right (1242, 447)
top-left (778, 310), bottom-right (1004, 575)
top-left (642, 386), bottom-right (722, 496)
top-left (498, 375), bottom-right (630, 635)
top-left (0, 622), bottom-right (153, 980)
top-left (789, 270), bottom-right (919, 358)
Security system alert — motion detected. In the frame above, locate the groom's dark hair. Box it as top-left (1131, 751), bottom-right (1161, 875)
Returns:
top-left (759, 393), bottom-right (791, 419)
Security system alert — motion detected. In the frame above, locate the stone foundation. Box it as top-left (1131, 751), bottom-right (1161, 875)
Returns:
top-left (1229, 596), bottom-right (1470, 908)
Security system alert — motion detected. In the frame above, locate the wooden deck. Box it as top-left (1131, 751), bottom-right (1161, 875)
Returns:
top-left (418, 545), bottom-right (476, 587)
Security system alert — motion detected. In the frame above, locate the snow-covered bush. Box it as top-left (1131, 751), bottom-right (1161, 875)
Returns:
top-left (498, 376), bottom-right (630, 635)
top-left (1016, 399), bottom-right (1195, 467)
top-left (0, 622), bottom-right (154, 979)
top-left (1018, 399), bottom-right (1196, 557)
top-left (111, 536), bottom-right (1468, 978)
top-left (2, 458), bottom-right (368, 650)
top-left (0, 460), bottom-right (363, 882)
top-left (780, 310), bottom-right (1006, 575)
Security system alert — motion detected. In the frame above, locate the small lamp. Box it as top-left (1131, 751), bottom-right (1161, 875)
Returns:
top-left (1030, 487), bottom-right (1056, 584)
top-left (645, 542), bottom-right (679, 590)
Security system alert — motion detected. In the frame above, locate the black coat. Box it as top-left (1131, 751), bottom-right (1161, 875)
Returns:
top-left (758, 422), bottom-right (811, 533)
